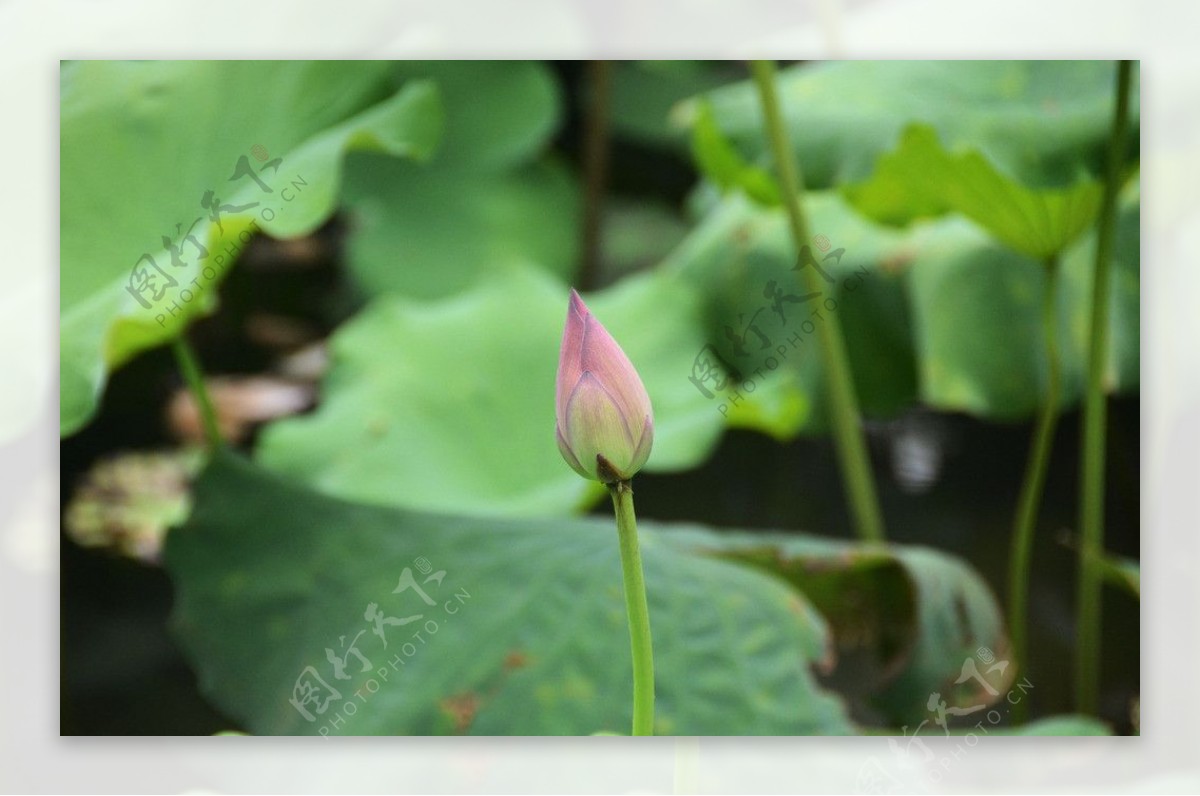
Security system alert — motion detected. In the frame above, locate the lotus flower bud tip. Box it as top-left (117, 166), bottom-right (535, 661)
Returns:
top-left (555, 289), bottom-right (653, 484)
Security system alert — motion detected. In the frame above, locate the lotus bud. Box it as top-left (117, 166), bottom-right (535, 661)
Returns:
top-left (555, 289), bottom-right (654, 484)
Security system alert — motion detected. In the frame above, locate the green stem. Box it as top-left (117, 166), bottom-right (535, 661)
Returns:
top-left (610, 480), bottom-right (655, 735)
top-left (1076, 59), bottom-right (1133, 715)
top-left (750, 59), bottom-right (885, 545)
top-left (1007, 253), bottom-right (1062, 723)
top-left (171, 336), bottom-right (222, 449)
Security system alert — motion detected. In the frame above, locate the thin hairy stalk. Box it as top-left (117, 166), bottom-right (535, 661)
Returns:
top-left (750, 59), bottom-right (885, 544)
top-left (1076, 59), bottom-right (1134, 715)
top-left (1007, 254), bottom-right (1062, 722)
top-left (171, 337), bottom-right (222, 449)
top-left (610, 480), bottom-right (655, 735)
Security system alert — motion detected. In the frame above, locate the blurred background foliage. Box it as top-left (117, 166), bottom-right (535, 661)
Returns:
top-left (60, 60), bottom-right (1138, 735)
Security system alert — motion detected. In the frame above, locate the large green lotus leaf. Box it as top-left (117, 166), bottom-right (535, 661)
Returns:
top-left (256, 264), bottom-right (802, 517)
top-left (610, 61), bottom-right (744, 148)
top-left (674, 528), bottom-right (1007, 725)
top-left (343, 61), bottom-right (578, 300)
top-left (906, 185), bottom-right (1140, 418)
top-left (662, 190), bottom-right (920, 431)
top-left (663, 184), bottom-right (1138, 426)
top-left (684, 61), bottom-right (1138, 190)
top-left (389, 60), bottom-right (561, 172)
top-left (165, 452), bottom-right (854, 735)
top-left (843, 124), bottom-right (1102, 259)
top-left (690, 100), bottom-right (780, 206)
top-left (341, 154), bottom-right (580, 300)
top-left (60, 61), bottom-right (442, 437)
top-left (597, 198), bottom-right (692, 283)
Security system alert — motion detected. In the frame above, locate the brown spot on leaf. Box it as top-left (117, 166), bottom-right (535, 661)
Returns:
top-left (440, 692), bottom-right (481, 734)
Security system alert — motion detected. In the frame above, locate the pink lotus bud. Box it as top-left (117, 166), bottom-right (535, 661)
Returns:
top-left (555, 289), bottom-right (654, 484)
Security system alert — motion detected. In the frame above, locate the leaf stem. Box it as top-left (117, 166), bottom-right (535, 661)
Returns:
top-left (1076, 59), bottom-right (1133, 715)
top-left (171, 336), bottom-right (222, 449)
top-left (750, 59), bottom-right (885, 544)
top-left (1007, 253), bottom-right (1062, 723)
top-left (610, 480), bottom-right (655, 735)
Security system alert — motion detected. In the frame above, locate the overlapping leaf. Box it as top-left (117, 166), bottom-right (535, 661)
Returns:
top-left (60, 61), bottom-right (442, 436)
top-left (341, 156), bottom-right (578, 300)
top-left (662, 191), bottom-right (920, 430)
top-left (342, 61), bottom-right (581, 300)
top-left (166, 452), bottom-right (854, 735)
top-left (256, 264), bottom-right (805, 517)
top-left (663, 187), bottom-right (1139, 426)
top-left (905, 185), bottom-right (1140, 418)
top-left (610, 61), bottom-right (744, 148)
top-left (684, 60), bottom-right (1138, 189)
top-left (388, 60), bottom-right (561, 172)
top-left (673, 528), bottom-right (1008, 724)
top-left (844, 124), bottom-right (1102, 259)
top-left (690, 101), bottom-right (780, 206)
top-left (167, 453), bottom-right (1031, 734)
